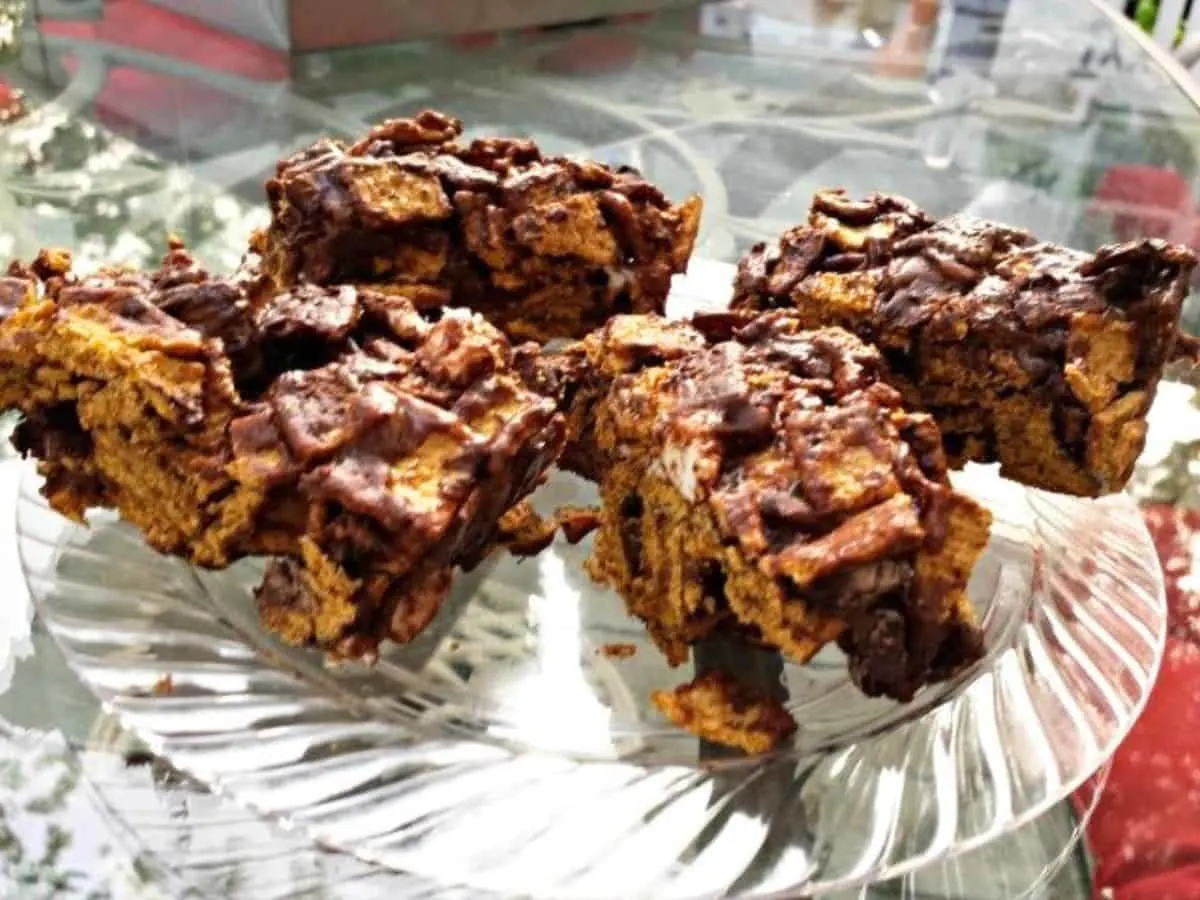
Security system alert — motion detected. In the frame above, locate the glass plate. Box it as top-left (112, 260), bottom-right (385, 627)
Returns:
top-left (78, 708), bottom-right (1106, 900)
top-left (18, 264), bottom-right (1165, 898)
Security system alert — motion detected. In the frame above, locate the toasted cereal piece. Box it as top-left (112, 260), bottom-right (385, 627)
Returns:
top-left (653, 671), bottom-right (797, 755)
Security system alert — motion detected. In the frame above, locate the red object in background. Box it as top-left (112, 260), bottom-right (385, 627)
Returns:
top-left (449, 13), bottom-right (663, 63)
top-left (37, 0), bottom-right (289, 150)
top-left (1080, 505), bottom-right (1200, 899)
top-left (448, 32), bottom-right (501, 52)
top-left (41, 0), bottom-right (695, 117)
top-left (288, 0), bottom-right (691, 52)
top-left (41, 0), bottom-right (288, 81)
top-left (1089, 164), bottom-right (1197, 245)
top-left (533, 6), bottom-right (701, 72)
top-left (0, 79), bottom-right (27, 124)
top-left (536, 31), bottom-right (640, 74)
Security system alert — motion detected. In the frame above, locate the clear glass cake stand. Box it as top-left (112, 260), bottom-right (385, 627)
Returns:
top-left (17, 264), bottom-right (1165, 899)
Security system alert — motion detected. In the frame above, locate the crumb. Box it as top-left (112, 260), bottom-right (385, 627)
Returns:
top-left (652, 671), bottom-right (797, 755)
top-left (152, 674), bottom-right (174, 696)
top-left (497, 503), bottom-right (601, 554)
top-left (599, 642), bottom-right (637, 659)
top-left (497, 501), bottom-right (558, 556)
top-left (557, 505), bottom-right (601, 544)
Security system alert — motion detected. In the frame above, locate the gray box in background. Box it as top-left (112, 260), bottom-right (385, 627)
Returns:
top-left (145, 0), bottom-right (697, 52)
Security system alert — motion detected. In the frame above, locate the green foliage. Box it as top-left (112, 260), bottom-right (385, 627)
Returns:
top-left (1135, 0), bottom-right (1159, 33)
top-left (1132, 0), bottom-right (1186, 45)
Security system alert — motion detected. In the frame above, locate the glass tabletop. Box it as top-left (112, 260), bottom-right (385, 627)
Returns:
top-left (0, 0), bottom-right (1197, 896)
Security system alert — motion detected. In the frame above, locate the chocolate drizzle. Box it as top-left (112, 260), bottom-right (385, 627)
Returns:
top-left (581, 309), bottom-right (991, 703)
top-left (261, 109), bottom-right (702, 344)
top-left (0, 238), bottom-right (567, 660)
top-left (732, 188), bottom-right (1199, 496)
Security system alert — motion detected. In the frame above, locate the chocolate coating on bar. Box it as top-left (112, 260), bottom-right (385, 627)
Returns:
top-left (0, 246), bottom-right (566, 659)
top-left (583, 311), bottom-right (991, 704)
top-left (261, 110), bottom-right (703, 343)
top-left (527, 314), bottom-right (711, 481)
top-left (732, 189), bottom-right (1199, 496)
top-left (232, 308), bottom-right (565, 658)
top-left (0, 249), bottom-right (255, 564)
